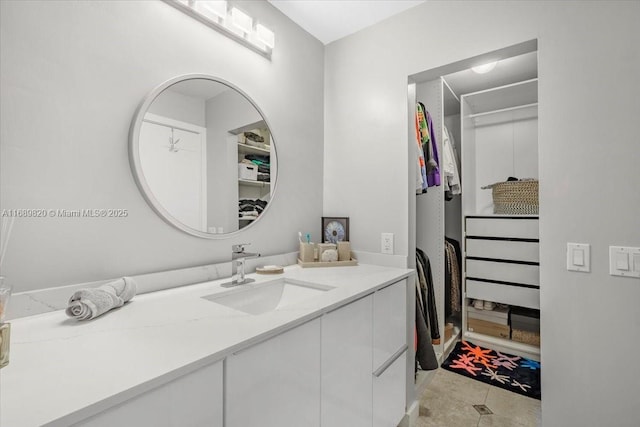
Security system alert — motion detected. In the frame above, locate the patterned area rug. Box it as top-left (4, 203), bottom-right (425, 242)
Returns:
top-left (441, 340), bottom-right (541, 400)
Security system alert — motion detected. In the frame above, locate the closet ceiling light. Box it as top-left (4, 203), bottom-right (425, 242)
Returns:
top-left (163, 0), bottom-right (274, 59)
top-left (194, 1), bottom-right (227, 21)
top-left (230, 7), bottom-right (253, 34)
top-left (256, 23), bottom-right (275, 49)
top-left (472, 62), bottom-right (498, 74)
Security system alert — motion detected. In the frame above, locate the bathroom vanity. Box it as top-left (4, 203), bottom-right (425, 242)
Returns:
top-left (0, 264), bottom-right (412, 427)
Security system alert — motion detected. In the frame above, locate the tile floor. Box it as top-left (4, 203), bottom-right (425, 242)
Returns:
top-left (417, 368), bottom-right (541, 427)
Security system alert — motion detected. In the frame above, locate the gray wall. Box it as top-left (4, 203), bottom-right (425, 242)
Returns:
top-left (0, 1), bottom-right (324, 291)
top-left (324, 1), bottom-right (639, 425)
top-left (147, 90), bottom-right (206, 127)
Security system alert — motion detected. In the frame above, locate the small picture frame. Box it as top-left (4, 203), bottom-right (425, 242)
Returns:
top-left (322, 217), bottom-right (349, 244)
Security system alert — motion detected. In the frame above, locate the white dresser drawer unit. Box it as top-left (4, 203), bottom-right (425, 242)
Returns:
top-left (466, 279), bottom-right (540, 310)
top-left (466, 259), bottom-right (539, 286)
top-left (466, 217), bottom-right (539, 239)
top-left (466, 238), bottom-right (539, 263)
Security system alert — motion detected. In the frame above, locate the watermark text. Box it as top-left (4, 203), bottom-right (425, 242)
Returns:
top-left (1, 208), bottom-right (129, 218)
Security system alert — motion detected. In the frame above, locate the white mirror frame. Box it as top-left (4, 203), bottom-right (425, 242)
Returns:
top-left (129, 74), bottom-right (278, 239)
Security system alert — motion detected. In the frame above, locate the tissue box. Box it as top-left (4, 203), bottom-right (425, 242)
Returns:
top-left (238, 163), bottom-right (258, 181)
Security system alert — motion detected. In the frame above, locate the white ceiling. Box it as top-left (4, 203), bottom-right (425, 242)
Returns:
top-left (267, 0), bottom-right (427, 44)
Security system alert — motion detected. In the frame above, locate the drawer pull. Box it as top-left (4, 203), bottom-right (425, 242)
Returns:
top-left (466, 277), bottom-right (539, 289)
top-left (373, 345), bottom-right (407, 377)
top-left (466, 236), bottom-right (539, 243)
top-left (466, 256), bottom-right (539, 266)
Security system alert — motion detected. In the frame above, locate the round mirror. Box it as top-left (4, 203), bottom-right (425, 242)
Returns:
top-left (129, 75), bottom-right (277, 238)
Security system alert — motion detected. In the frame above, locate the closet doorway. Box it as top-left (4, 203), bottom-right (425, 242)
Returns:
top-left (408, 40), bottom-right (541, 398)
top-left (140, 114), bottom-right (208, 231)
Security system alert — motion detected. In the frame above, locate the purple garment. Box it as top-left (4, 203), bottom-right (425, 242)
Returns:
top-left (425, 111), bottom-right (441, 187)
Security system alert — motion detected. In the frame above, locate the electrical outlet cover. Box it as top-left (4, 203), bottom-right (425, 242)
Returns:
top-left (381, 233), bottom-right (394, 255)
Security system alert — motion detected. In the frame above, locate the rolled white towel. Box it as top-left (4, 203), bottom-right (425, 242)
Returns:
top-left (65, 277), bottom-right (137, 320)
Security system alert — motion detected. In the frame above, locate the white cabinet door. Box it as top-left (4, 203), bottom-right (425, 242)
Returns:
top-left (226, 318), bottom-right (321, 427)
top-left (372, 279), bottom-right (407, 369)
top-left (74, 360), bottom-right (223, 427)
top-left (167, 361), bottom-right (224, 427)
top-left (373, 351), bottom-right (407, 427)
top-left (372, 280), bottom-right (407, 427)
top-left (321, 295), bottom-right (373, 427)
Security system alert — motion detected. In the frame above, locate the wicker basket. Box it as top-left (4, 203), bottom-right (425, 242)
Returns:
top-left (512, 328), bottom-right (540, 346)
top-left (482, 180), bottom-right (539, 215)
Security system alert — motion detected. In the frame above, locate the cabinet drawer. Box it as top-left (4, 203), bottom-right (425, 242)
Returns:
top-left (373, 350), bottom-right (407, 427)
top-left (466, 217), bottom-right (538, 239)
top-left (466, 239), bottom-right (539, 263)
top-left (466, 279), bottom-right (539, 309)
top-left (75, 361), bottom-right (223, 427)
top-left (466, 259), bottom-right (539, 286)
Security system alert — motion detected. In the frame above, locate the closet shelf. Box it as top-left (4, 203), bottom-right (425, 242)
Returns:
top-left (237, 142), bottom-right (270, 156)
top-left (463, 331), bottom-right (540, 361)
top-left (463, 78), bottom-right (537, 116)
top-left (239, 179), bottom-right (270, 188)
top-left (469, 102), bottom-right (538, 118)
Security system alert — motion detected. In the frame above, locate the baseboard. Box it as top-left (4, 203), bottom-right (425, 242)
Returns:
top-left (398, 400), bottom-right (420, 427)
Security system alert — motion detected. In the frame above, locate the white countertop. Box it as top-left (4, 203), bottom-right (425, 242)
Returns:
top-left (0, 263), bottom-right (412, 427)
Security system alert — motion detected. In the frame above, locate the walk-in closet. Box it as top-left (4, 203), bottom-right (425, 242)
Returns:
top-left (409, 40), bottom-right (541, 394)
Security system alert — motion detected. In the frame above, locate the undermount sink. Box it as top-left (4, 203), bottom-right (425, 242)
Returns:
top-left (202, 278), bottom-right (334, 315)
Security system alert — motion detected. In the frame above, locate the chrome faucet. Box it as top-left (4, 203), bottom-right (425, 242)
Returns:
top-left (230, 243), bottom-right (261, 285)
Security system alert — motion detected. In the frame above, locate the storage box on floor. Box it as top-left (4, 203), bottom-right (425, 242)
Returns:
top-left (444, 322), bottom-right (454, 341)
top-left (510, 307), bottom-right (540, 346)
top-left (467, 304), bottom-right (510, 339)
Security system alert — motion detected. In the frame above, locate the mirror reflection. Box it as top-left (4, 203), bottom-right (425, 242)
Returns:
top-left (135, 77), bottom-right (276, 235)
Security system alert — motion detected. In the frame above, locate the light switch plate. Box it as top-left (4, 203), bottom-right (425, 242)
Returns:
top-left (609, 246), bottom-right (640, 278)
top-left (567, 243), bottom-right (590, 272)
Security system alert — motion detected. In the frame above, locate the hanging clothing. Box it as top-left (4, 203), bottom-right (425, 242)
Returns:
top-left (444, 238), bottom-right (462, 316)
top-left (442, 126), bottom-right (461, 199)
top-left (415, 283), bottom-right (438, 371)
top-left (422, 105), bottom-right (440, 187)
top-left (415, 142), bottom-right (426, 194)
top-left (416, 248), bottom-right (440, 343)
top-left (414, 103), bottom-right (429, 193)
